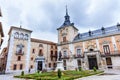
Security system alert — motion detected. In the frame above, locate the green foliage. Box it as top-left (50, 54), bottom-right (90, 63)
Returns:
top-left (37, 70), bottom-right (40, 73)
top-left (93, 67), bottom-right (97, 72)
top-left (14, 70), bottom-right (103, 80)
top-left (75, 68), bottom-right (78, 71)
top-left (58, 69), bottom-right (62, 78)
top-left (21, 71), bottom-right (24, 76)
top-left (79, 67), bottom-right (82, 71)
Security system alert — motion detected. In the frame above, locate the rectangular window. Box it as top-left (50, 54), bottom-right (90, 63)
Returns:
top-left (13, 64), bottom-right (17, 70)
top-left (17, 56), bottom-right (21, 61)
top-left (51, 51), bottom-right (53, 54)
top-left (76, 49), bottom-right (81, 56)
top-left (55, 51), bottom-right (57, 55)
top-left (16, 44), bottom-right (24, 55)
top-left (53, 63), bottom-right (56, 68)
top-left (32, 49), bottom-right (35, 53)
top-left (30, 65), bottom-right (33, 69)
top-left (103, 45), bottom-right (110, 54)
top-left (31, 57), bottom-right (33, 61)
top-left (63, 51), bottom-right (67, 57)
top-left (51, 45), bottom-right (53, 48)
top-left (55, 46), bottom-right (57, 49)
top-left (51, 51), bottom-right (53, 61)
top-left (39, 49), bottom-right (43, 56)
top-left (49, 63), bottom-right (51, 68)
top-left (63, 37), bottom-right (66, 42)
top-left (20, 64), bottom-right (23, 70)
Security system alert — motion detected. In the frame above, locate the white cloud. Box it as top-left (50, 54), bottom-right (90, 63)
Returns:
top-left (0, 0), bottom-right (120, 52)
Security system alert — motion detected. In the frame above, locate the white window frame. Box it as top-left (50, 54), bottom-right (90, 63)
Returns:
top-left (63, 50), bottom-right (67, 57)
top-left (76, 48), bottom-right (82, 56)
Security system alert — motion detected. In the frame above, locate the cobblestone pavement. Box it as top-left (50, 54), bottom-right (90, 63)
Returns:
top-left (76, 75), bottom-right (120, 80)
top-left (0, 69), bottom-right (120, 80)
top-left (0, 74), bottom-right (24, 80)
top-left (76, 69), bottom-right (120, 80)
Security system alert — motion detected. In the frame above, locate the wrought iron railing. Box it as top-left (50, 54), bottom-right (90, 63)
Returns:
top-left (16, 52), bottom-right (24, 55)
top-left (74, 54), bottom-right (83, 58)
top-left (61, 55), bottom-right (69, 59)
top-left (100, 50), bottom-right (120, 57)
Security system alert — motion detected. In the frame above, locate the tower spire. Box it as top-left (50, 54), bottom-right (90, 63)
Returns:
top-left (64, 5), bottom-right (70, 26)
top-left (66, 5), bottom-right (68, 16)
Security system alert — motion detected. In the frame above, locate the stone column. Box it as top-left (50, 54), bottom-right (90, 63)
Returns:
top-left (42, 60), bottom-right (45, 69)
top-left (84, 53), bottom-right (89, 70)
top-left (35, 61), bottom-right (38, 72)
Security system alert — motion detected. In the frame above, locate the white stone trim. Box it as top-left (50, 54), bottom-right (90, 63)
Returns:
top-left (111, 36), bottom-right (117, 51)
top-left (75, 47), bottom-right (82, 55)
top-left (25, 35), bottom-right (31, 72)
top-left (96, 39), bottom-right (100, 50)
top-left (5, 30), bottom-right (15, 73)
top-left (82, 42), bottom-right (85, 51)
top-left (69, 43), bottom-right (74, 55)
top-left (58, 46), bottom-right (61, 52)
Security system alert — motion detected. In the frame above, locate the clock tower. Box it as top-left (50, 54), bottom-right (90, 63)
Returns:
top-left (57, 6), bottom-right (78, 44)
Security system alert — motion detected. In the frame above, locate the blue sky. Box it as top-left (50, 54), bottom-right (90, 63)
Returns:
top-left (0, 0), bottom-right (120, 51)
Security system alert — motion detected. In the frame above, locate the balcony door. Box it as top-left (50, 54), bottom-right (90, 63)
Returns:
top-left (103, 45), bottom-right (110, 54)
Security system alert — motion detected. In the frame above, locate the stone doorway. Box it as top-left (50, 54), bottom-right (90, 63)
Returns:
top-left (88, 55), bottom-right (98, 69)
top-left (37, 61), bottom-right (42, 71)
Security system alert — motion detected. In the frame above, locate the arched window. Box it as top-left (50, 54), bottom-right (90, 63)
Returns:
top-left (24, 34), bottom-right (29, 40)
top-left (20, 33), bottom-right (24, 39)
top-left (14, 32), bottom-right (19, 38)
top-left (38, 49), bottom-right (43, 56)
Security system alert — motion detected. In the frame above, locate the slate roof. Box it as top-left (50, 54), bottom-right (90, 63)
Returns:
top-left (73, 24), bottom-right (120, 42)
